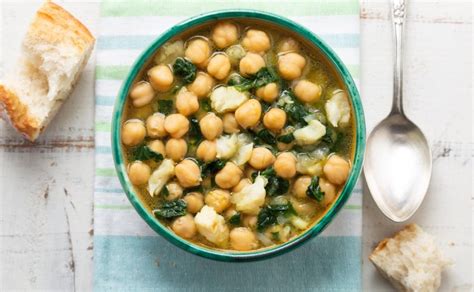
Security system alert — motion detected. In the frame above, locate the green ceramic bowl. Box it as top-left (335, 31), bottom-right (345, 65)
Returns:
top-left (112, 9), bottom-right (365, 262)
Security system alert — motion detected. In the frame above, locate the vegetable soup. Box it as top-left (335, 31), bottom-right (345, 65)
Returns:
top-left (120, 20), bottom-right (355, 251)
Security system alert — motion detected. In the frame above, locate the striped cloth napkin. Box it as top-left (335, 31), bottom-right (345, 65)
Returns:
top-left (94, 1), bottom-right (361, 290)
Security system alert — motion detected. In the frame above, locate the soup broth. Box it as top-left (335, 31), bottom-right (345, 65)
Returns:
top-left (121, 19), bottom-right (355, 251)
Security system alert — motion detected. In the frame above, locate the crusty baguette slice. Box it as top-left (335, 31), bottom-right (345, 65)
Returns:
top-left (369, 224), bottom-right (451, 292)
top-left (0, 1), bottom-right (95, 141)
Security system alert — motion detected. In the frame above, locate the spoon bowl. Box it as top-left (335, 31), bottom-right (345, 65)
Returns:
top-left (364, 113), bottom-right (432, 221)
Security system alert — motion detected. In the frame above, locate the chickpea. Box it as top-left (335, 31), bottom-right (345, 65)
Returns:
top-left (319, 178), bottom-right (337, 206)
top-left (278, 37), bottom-right (299, 53)
top-left (232, 178), bottom-right (251, 193)
top-left (147, 65), bottom-right (174, 92)
top-left (199, 113), bottom-right (223, 140)
top-left (235, 99), bottom-right (262, 129)
top-left (205, 189), bottom-right (231, 213)
top-left (291, 199), bottom-right (317, 218)
top-left (226, 44), bottom-right (246, 66)
top-left (176, 88), bottom-right (199, 116)
top-left (171, 214), bottom-right (197, 239)
top-left (230, 227), bottom-right (258, 251)
top-left (293, 176), bottom-right (312, 198)
top-left (207, 54), bottom-right (231, 80)
top-left (127, 161), bottom-right (151, 185)
top-left (130, 81), bottom-right (154, 107)
top-left (239, 52), bottom-right (265, 77)
top-left (211, 22), bottom-right (239, 49)
top-left (175, 159), bottom-right (201, 187)
top-left (248, 147), bottom-right (275, 170)
top-left (148, 140), bottom-right (165, 156)
top-left (222, 113), bottom-right (240, 134)
top-left (278, 52), bottom-right (306, 80)
top-left (323, 155), bottom-right (350, 185)
top-left (164, 114), bottom-right (189, 138)
top-left (215, 162), bottom-right (243, 189)
top-left (146, 113), bottom-right (166, 138)
top-left (164, 181), bottom-right (183, 201)
top-left (187, 72), bottom-right (214, 98)
top-left (196, 140), bottom-right (217, 162)
top-left (241, 29), bottom-right (271, 53)
top-left (184, 192), bottom-right (204, 214)
top-left (165, 138), bottom-right (187, 161)
top-left (256, 83), bottom-right (279, 103)
top-left (263, 108), bottom-right (286, 132)
top-left (121, 119), bottom-right (146, 146)
top-left (242, 215), bottom-right (257, 229)
top-left (294, 80), bottom-right (322, 104)
top-left (274, 152), bottom-right (297, 179)
top-left (185, 38), bottom-right (210, 67)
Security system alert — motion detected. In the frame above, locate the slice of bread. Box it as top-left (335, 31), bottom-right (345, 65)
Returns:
top-left (0, 1), bottom-right (95, 141)
top-left (369, 224), bottom-right (451, 292)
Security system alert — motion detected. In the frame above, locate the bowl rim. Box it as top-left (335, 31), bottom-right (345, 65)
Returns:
top-left (111, 9), bottom-right (366, 262)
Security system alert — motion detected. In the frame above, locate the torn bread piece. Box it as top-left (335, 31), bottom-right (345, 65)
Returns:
top-left (369, 224), bottom-right (451, 292)
top-left (0, 1), bottom-right (95, 141)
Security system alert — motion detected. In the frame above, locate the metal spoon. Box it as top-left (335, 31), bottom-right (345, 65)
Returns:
top-left (363, 0), bottom-right (432, 222)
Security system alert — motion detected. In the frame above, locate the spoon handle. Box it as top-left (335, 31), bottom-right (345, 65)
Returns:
top-left (391, 0), bottom-right (406, 114)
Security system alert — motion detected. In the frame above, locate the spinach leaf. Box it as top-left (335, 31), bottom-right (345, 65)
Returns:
top-left (228, 213), bottom-right (241, 226)
top-left (173, 57), bottom-right (197, 84)
top-left (254, 129), bottom-right (276, 145)
top-left (199, 99), bottom-right (211, 112)
top-left (260, 101), bottom-right (272, 112)
top-left (158, 99), bottom-right (173, 115)
top-left (322, 127), bottom-right (344, 152)
top-left (254, 167), bottom-right (290, 197)
top-left (160, 185), bottom-right (170, 198)
top-left (277, 132), bottom-right (295, 144)
top-left (257, 202), bottom-right (294, 231)
top-left (200, 159), bottom-right (226, 177)
top-left (252, 67), bottom-right (279, 89)
top-left (153, 199), bottom-right (187, 219)
top-left (257, 207), bottom-right (277, 231)
top-left (322, 127), bottom-right (337, 145)
top-left (306, 176), bottom-right (325, 202)
top-left (229, 67), bottom-right (279, 92)
top-left (267, 203), bottom-right (290, 212)
top-left (227, 74), bottom-right (253, 91)
top-left (273, 202), bottom-right (296, 216)
top-left (260, 167), bottom-right (276, 177)
top-left (252, 166), bottom-right (275, 181)
top-left (131, 144), bottom-right (164, 162)
top-left (279, 90), bottom-right (309, 126)
top-left (188, 117), bottom-right (203, 146)
top-left (266, 176), bottom-right (290, 197)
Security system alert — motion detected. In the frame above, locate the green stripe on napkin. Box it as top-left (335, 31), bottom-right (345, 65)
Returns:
top-left (101, 0), bottom-right (358, 17)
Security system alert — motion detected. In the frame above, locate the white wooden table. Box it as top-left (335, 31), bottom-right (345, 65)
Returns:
top-left (1, 1), bottom-right (472, 291)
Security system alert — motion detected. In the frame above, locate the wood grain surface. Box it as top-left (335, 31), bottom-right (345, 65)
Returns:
top-left (0, 1), bottom-right (472, 291)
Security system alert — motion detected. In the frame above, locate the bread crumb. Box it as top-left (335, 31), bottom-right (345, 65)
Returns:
top-left (369, 224), bottom-right (452, 292)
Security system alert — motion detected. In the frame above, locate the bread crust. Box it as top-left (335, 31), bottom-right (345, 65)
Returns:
top-left (370, 223), bottom-right (418, 257)
top-left (0, 1), bottom-right (95, 141)
top-left (0, 85), bottom-right (41, 141)
top-left (29, 1), bottom-right (95, 52)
